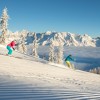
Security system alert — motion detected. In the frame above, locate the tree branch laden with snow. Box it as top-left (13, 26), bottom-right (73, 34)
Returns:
top-left (0, 7), bottom-right (9, 44)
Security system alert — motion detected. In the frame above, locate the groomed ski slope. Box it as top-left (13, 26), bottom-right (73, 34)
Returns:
top-left (0, 45), bottom-right (100, 100)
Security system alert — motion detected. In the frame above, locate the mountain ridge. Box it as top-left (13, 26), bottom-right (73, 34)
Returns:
top-left (3, 30), bottom-right (100, 47)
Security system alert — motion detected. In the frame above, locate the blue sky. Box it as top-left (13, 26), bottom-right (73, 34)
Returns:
top-left (0, 0), bottom-right (100, 37)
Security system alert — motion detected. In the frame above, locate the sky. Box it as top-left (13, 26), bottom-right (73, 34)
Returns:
top-left (0, 0), bottom-right (100, 37)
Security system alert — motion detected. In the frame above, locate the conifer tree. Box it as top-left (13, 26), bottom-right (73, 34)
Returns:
top-left (56, 34), bottom-right (64, 64)
top-left (0, 7), bottom-right (9, 44)
top-left (89, 67), bottom-right (100, 75)
top-left (98, 67), bottom-right (100, 74)
top-left (56, 42), bottom-right (64, 64)
top-left (32, 33), bottom-right (38, 58)
top-left (49, 40), bottom-right (54, 62)
top-left (16, 33), bottom-right (27, 54)
top-left (18, 37), bottom-right (27, 53)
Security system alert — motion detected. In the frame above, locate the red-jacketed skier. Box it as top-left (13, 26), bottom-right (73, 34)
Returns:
top-left (6, 40), bottom-right (16, 55)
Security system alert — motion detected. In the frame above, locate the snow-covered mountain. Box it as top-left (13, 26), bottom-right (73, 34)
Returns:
top-left (26, 31), bottom-right (96, 47)
top-left (2, 30), bottom-right (100, 47)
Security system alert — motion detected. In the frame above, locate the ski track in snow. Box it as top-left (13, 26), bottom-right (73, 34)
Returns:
top-left (0, 76), bottom-right (100, 100)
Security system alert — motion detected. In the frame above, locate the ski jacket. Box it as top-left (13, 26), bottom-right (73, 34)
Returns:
top-left (65, 55), bottom-right (74, 62)
top-left (7, 41), bottom-right (15, 48)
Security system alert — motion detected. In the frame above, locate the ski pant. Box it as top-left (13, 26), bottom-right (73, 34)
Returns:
top-left (66, 61), bottom-right (74, 69)
top-left (6, 46), bottom-right (13, 55)
top-left (66, 61), bottom-right (71, 68)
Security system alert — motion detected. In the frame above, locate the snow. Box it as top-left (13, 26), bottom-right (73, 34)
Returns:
top-left (0, 45), bottom-right (100, 99)
top-left (3, 31), bottom-right (99, 47)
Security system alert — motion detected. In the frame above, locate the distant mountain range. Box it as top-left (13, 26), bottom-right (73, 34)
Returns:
top-left (5, 30), bottom-right (100, 47)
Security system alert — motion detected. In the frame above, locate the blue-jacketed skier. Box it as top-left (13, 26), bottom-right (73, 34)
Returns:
top-left (65, 54), bottom-right (74, 69)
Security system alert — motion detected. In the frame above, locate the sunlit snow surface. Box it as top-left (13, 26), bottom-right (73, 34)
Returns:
top-left (0, 45), bottom-right (100, 100)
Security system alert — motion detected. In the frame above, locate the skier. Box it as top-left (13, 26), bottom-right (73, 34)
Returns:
top-left (6, 40), bottom-right (16, 55)
top-left (65, 54), bottom-right (74, 69)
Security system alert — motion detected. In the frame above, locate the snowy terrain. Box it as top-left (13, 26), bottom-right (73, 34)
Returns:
top-left (0, 45), bottom-right (100, 100)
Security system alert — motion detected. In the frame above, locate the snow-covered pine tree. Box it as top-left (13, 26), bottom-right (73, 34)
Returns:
top-left (49, 40), bottom-right (55, 62)
top-left (89, 67), bottom-right (100, 75)
top-left (56, 42), bottom-right (64, 64)
top-left (54, 47), bottom-right (59, 63)
top-left (90, 68), bottom-right (97, 74)
top-left (98, 67), bottom-right (100, 74)
top-left (18, 43), bottom-right (27, 54)
top-left (17, 44), bottom-right (23, 53)
top-left (17, 36), bottom-right (27, 54)
top-left (21, 43), bottom-right (27, 54)
top-left (56, 34), bottom-right (64, 64)
top-left (0, 7), bottom-right (9, 44)
top-left (94, 68), bottom-right (98, 74)
top-left (32, 33), bottom-right (38, 59)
